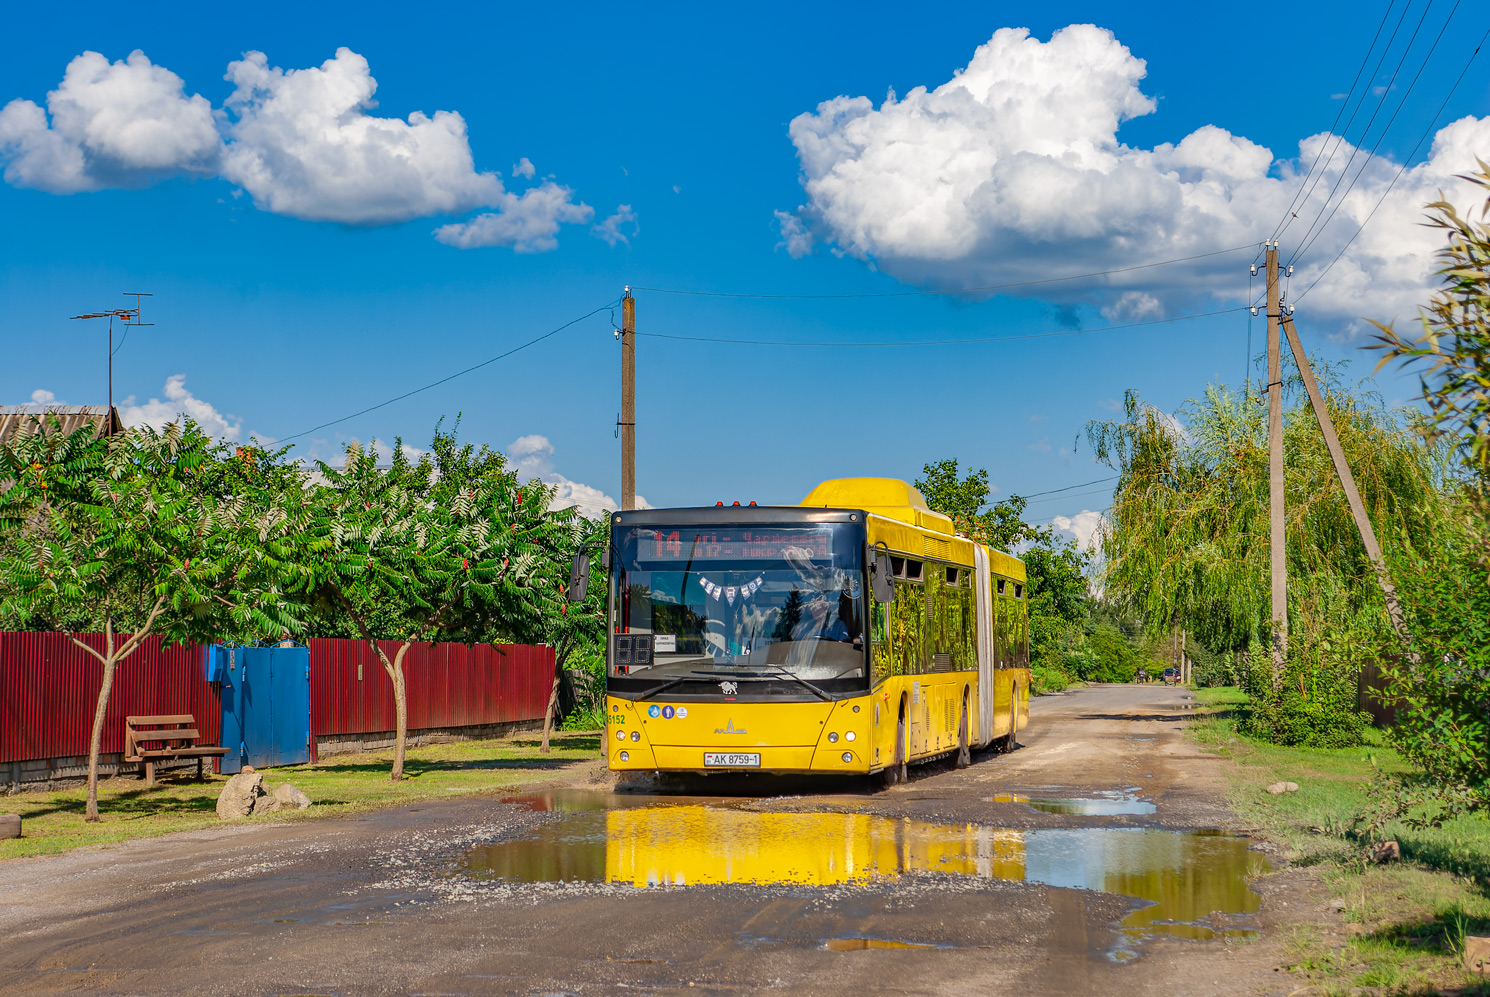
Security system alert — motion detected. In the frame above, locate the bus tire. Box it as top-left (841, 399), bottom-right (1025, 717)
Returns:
top-left (1000, 693), bottom-right (1019, 753)
top-left (883, 704), bottom-right (908, 787)
top-left (955, 691), bottom-right (971, 769)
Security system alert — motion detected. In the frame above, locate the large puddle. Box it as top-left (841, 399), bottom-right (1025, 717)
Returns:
top-left (461, 792), bottom-right (1270, 947)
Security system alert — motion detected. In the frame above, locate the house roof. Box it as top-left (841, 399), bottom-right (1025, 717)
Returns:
top-left (0, 405), bottom-right (123, 444)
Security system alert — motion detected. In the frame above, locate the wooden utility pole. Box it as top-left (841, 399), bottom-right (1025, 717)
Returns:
top-left (1281, 314), bottom-right (1416, 658)
top-left (620, 288), bottom-right (636, 511)
top-left (1264, 242), bottom-right (1287, 688)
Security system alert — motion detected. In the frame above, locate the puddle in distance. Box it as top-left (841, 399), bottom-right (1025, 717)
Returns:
top-left (464, 791), bottom-right (1269, 945)
top-left (824, 938), bottom-right (943, 951)
top-left (990, 790), bottom-right (1157, 817)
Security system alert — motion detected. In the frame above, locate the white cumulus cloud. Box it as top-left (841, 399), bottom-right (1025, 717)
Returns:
top-left (434, 182), bottom-right (594, 251)
top-left (0, 48), bottom-right (592, 250)
top-left (0, 50), bottom-right (218, 193)
top-left (507, 434), bottom-right (649, 519)
top-left (119, 374), bottom-right (248, 441)
top-left (779, 24), bottom-right (1490, 329)
top-left (219, 48), bottom-right (506, 225)
top-left (592, 204), bottom-right (638, 247)
top-left (1052, 509), bottom-right (1108, 553)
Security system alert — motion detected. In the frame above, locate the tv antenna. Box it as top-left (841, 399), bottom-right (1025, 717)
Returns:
top-left (70, 293), bottom-right (153, 435)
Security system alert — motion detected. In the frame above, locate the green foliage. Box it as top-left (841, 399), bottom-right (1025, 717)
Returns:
top-left (1080, 621), bottom-right (1141, 683)
top-left (1086, 380), bottom-right (1441, 657)
top-left (0, 418), bottom-right (300, 819)
top-left (914, 459), bottom-right (1048, 551)
top-left (1369, 160), bottom-right (1490, 487)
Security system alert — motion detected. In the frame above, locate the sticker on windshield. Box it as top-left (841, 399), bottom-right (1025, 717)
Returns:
top-left (662, 705), bottom-right (675, 719)
top-left (648, 704), bottom-right (661, 718)
top-left (653, 634), bottom-right (677, 652)
top-left (675, 706), bottom-right (688, 719)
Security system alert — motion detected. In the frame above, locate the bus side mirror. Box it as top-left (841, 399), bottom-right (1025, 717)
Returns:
top-left (568, 551), bottom-right (590, 602)
top-left (870, 548), bottom-right (895, 604)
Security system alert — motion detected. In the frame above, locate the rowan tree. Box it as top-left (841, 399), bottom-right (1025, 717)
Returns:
top-left (288, 427), bottom-right (579, 780)
top-left (0, 419), bottom-right (298, 820)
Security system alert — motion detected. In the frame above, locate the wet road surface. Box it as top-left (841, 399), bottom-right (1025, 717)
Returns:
top-left (0, 684), bottom-right (1311, 995)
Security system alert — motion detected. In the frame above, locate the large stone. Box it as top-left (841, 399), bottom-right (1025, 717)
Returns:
top-left (1266, 782), bottom-right (1288, 795)
top-left (1368, 840), bottom-right (1401, 864)
top-left (251, 793), bottom-right (282, 816)
top-left (272, 783), bottom-right (312, 810)
top-left (0, 814), bottom-right (20, 839)
top-left (1464, 935), bottom-right (1490, 976)
top-left (215, 772), bottom-right (264, 820)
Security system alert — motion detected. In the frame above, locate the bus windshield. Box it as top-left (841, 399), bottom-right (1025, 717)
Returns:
top-left (611, 522), bottom-right (867, 688)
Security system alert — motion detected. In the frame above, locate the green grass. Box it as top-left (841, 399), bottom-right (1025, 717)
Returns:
top-left (0, 731), bottom-right (602, 861)
top-left (1192, 687), bottom-right (1490, 995)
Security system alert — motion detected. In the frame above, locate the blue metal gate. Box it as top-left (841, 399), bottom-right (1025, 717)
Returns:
top-left (216, 644), bottom-right (311, 773)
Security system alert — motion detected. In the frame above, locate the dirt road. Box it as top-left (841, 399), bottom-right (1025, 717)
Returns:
top-left (0, 685), bottom-right (1327, 995)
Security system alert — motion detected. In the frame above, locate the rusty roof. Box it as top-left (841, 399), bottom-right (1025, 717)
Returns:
top-left (0, 406), bottom-right (123, 444)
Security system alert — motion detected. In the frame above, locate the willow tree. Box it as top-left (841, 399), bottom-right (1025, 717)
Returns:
top-left (0, 419), bottom-right (297, 820)
top-left (1085, 377), bottom-right (1443, 681)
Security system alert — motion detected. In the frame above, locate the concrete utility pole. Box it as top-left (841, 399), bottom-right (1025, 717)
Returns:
top-left (619, 288), bottom-right (636, 511)
top-left (1264, 243), bottom-right (1287, 688)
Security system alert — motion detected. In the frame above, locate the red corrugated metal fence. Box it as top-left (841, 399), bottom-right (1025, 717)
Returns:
top-left (0, 631), bottom-right (219, 765)
top-left (307, 638), bottom-right (553, 737)
top-left (2, 633), bottom-right (554, 768)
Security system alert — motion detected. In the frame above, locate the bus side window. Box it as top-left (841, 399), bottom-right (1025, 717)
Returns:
top-left (892, 577), bottom-right (925, 676)
top-left (871, 601), bottom-right (892, 683)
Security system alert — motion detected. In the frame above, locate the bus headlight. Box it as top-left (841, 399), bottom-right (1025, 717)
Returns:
top-left (616, 729), bottom-right (626, 741)
top-left (841, 752), bottom-right (854, 763)
top-left (631, 730), bottom-right (641, 742)
top-left (619, 750), bottom-right (630, 762)
top-left (827, 732), bottom-right (839, 743)
top-left (845, 731), bottom-right (856, 742)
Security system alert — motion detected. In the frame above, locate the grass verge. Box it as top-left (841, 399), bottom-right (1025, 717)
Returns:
top-left (1192, 687), bottom-right (1490, 995)
top-left (0, 730), bottom-right (601, 861)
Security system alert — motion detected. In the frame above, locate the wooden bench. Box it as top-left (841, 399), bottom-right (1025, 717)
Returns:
top-left (124, 715), bottom-right (229, 785)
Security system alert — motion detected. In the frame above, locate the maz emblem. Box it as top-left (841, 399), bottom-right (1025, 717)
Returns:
top-left (718, 681), bottom-right (739, 696)
top-left (715, 718), bottom-right (748, 734)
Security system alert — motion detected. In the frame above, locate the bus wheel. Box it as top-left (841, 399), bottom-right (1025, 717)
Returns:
top-left (955, 693), bottom-right (971, 769)
top-left (883, 707), bottom-right (908, 787)
top-left (1000, 694), bottom-right (1019, 753)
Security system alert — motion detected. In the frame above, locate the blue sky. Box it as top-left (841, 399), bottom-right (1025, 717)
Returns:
top-left (2, 1), bottom-right (1486, 545)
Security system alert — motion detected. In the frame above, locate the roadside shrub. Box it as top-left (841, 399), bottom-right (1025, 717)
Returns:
top-left (1080, 623), bottom-right (1140, 682)
top-left (1240, 688), bottom-right (1372, 747)
top-left (1032, 664), bottom-right (1073, 695)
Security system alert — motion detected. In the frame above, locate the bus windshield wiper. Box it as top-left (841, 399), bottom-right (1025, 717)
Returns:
top-left (633, 676), bottom-right (692, 701)
top-left (757, 665), bottom-right (832, 701)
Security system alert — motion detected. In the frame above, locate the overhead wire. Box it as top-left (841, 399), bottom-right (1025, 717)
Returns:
top-left (280, 299), bottom-right (620, 443)
top-left (1276, 0), bottom-right (1418, 246)
top-left (1015, 475), bottom-right (1119, 500)
top-left (1291, 0), bottom-right (1462, 267)
top-left (1271, 0), bottom-right (1401, 243)
top-left (1289, 0), bottom-right (1440, 260)
top-left (1296, 21), bottom-right (1489, 303)
top-left (636, 307), bottom-right (1247, 349)
top-left (630, 245), bottom-right (1254, 299)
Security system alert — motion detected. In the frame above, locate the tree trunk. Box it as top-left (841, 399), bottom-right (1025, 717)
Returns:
top-left (84, 652), bottom-right (118, 823)
top-left (390, 642), bottom-right (412, 781)
top-left (539, 638), bottom-right (574, 754)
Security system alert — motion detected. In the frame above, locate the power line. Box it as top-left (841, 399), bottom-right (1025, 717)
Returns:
top-left (1014, 476), bottom-right (1118, 500)
top-left (1281, 0), bottom-right (1419, 249)
top-left (1296, 22), bottom-right (1489, 303)
top-left (1289, 0), bottom-right (1440, 260)
top-left (636, 307), bottom-right (1246, 348)
top-left (280, 300), bottom-right (620, 443)
top-left (1292, 0), bottom-right (1465, 267)
top-left (1272, 0), bottom-right (1401, 243)
top-left (630, 246), bottom-right (1254, 299)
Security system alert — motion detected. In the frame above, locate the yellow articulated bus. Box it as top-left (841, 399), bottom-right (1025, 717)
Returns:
top-left (578, 478), bottom-right (1030, 782)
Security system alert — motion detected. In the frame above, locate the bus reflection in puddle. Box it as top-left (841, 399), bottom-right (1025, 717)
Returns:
top-left (461, 794), bottom-right (1270, 944)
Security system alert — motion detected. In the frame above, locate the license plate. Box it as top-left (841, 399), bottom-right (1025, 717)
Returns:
top-left (704, 752), bottom-right (761, 768)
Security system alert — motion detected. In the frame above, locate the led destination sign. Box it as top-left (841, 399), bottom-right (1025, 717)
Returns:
top-left (645, 528), bottom-right (837, 562)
